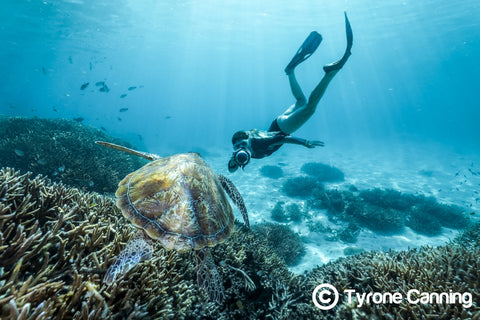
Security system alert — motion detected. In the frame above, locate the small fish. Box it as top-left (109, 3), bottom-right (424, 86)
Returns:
top-left (9, 104), bottom-right (15, 109)
top-left (14, 149), bottom-right (24, 157)
top-left (165, 116), bottom-right (171, 119)
top-left (68, 56), bottom-right (73, 64)
top-left (117, 117), bottom-right (122, 121)
top-left (138, 134), bottom-right (143, 141)
top-left (73, 117), bottom-right (84, 122)
top-left (52, 106), bottom-right (58, 112)
top-left (455, 171), bottom-right (460, 177)
top-left (99, 84), bottom-right (109, 92)
top-left (37, 159), bottom-right (47, 165)
top-left (42, 67), bottom-right (47, 75)
top-left (470, 212), bottom-right (475, 215)
top-left (80, 82), bottom-right (89, 90)
top-left (119, 108), bottom-right (128, 112)
top-left (120, 94), bottom-right (127, 98)
top-left (100, 126), bottom-right (106, 131)
top-left (128, 86), bottom-right (136, 91)
top-left (468, 168), bottom-right (479, 176)
top-left (95, 81), bottom-right (105, 86)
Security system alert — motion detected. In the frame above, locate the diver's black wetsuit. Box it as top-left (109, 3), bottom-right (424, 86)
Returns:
top-left (249, 119), bottom-right (288, 159)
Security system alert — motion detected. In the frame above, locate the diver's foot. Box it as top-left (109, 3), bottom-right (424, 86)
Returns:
top-left (323, 12), bottom-right (353, 73)
top-left (285, 31), bottom-right (322, 75)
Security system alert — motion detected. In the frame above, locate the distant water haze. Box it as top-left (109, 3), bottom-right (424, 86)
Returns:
top-left (1, 0), bottom-right (479, 156)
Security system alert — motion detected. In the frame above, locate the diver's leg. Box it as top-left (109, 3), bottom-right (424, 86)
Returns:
top-left (276, 70), bottom-right (338, 134)
top-left (288, 71), bottom-right (306, 104)
top-left (306, 70), bottom-right (339, 112)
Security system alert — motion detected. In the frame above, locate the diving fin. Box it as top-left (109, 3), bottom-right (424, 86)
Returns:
top-left (285, 31), bottom-right (323, 75)
top-left (323, 12), bottom-right (353, 73)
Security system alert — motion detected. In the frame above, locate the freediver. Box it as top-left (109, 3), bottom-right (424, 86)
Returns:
top-left (228, 12), bottom-right (353, 173)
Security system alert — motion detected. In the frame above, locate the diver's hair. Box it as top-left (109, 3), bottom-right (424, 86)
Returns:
top-left (232, 131), bottom-right (249, 144)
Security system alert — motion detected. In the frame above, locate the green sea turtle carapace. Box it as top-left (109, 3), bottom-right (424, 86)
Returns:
top-left (97, 141), bottom-right (249, 303)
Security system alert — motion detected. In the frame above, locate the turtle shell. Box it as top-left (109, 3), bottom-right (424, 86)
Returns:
top-left (116, 153), bottom-right (234, 253)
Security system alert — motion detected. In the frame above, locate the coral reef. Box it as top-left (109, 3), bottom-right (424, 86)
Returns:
top-left (259, 165), bottom-right (284, 179)
top-left (1, 168), bottom-right (479, 319)
top-left (302, 244), bottom-right (480, 319)
top-left (285, 203), bottom-right (304, 223)
top-left (0, 116), bottom-right (147, 193)
top-left (305, 188), bottom-right (470, 236)
top-left (281, 176), bottom-right (323, 198)
top-left (301, 162), bottom-right (344, 182)
top-left (271, 201), bottom-right (288, 223)
top-left (252, 223), bottom-right (306, 267)
top-left (271, 201), bottom-right (305, 223)
top-left (0, 168), bottom-right (299, 319)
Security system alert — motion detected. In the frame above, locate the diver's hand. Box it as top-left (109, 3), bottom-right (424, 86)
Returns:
top-left (305, 140), bottom-right (325, 148)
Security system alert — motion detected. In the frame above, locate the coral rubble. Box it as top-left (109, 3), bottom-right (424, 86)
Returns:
top-left (0, 116), bottom-right (147, 193)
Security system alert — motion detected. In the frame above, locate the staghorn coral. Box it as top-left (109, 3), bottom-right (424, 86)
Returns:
top-left (300, 244), bottom-right (480, 319)
top-left (252, 223), bottom-right (306, 267)
top-left (2, 168), bottom-right (479, 319)
top-left (0, 116), bottom-right (147, 193)
top-left (0, 167), bottom-right (199, 319)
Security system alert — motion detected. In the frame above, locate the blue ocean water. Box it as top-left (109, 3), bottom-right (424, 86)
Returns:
top-left (1, 0), bottom-right (479, 156)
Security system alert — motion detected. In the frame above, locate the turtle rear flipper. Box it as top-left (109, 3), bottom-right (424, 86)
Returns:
top-left (217, 174), bottom-right (249, 228)
top-left (104, 237), bottom-right (154, 284)
top-left (196, 248), bottom-right (224, 303)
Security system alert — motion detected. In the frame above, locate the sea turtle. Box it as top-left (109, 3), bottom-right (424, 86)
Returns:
top-left (97, 141), bottom-right (249, 303)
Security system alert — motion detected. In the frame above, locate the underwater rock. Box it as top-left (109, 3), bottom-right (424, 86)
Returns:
top-left (301, 162), bottom-right (344, 182)
top-left (0, 116), bottom-right (147, 193)
top-left (259, 165), bottom-right (284, 179)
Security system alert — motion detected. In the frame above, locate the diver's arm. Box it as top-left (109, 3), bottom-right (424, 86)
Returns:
top-left (272, 136), bottom-right (325, 148)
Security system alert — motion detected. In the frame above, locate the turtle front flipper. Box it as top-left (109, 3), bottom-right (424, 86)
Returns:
top-left (217, 174), bottom-right (249, 228)
top-left (104, 236), bottom-right (154, 284)
top-left (96, 141), bottom-right (161, 161)
top-left (196, 248), bottom-right (224, 303)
